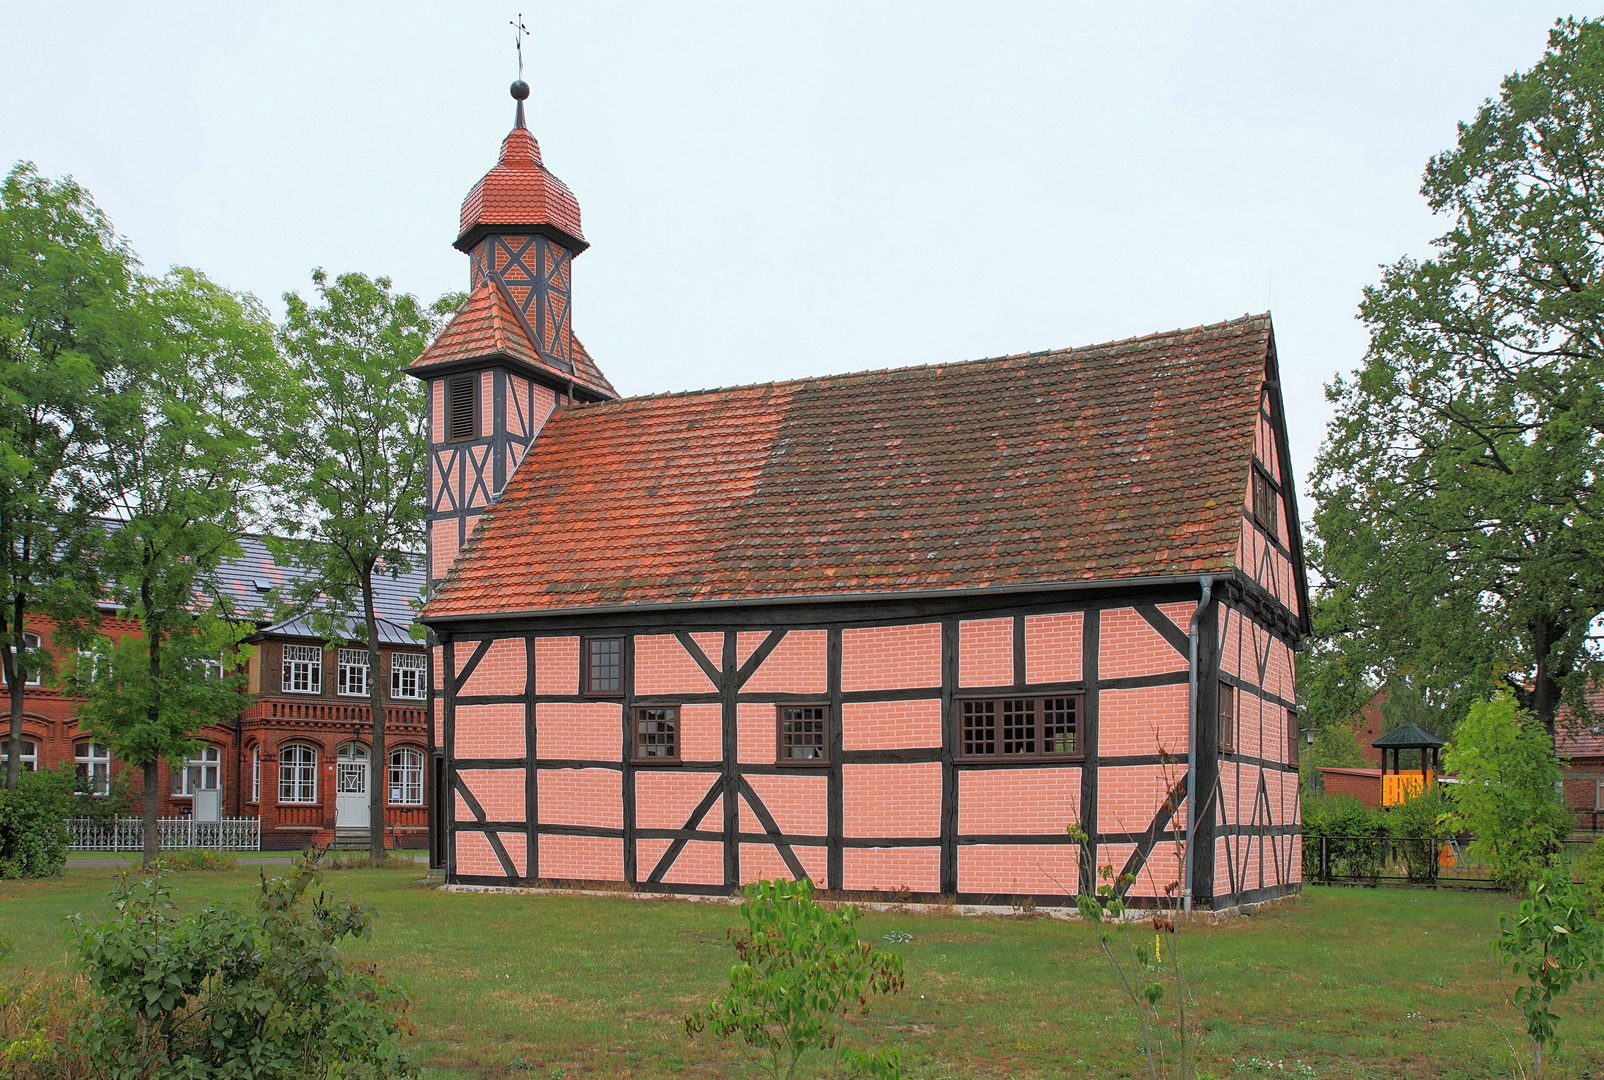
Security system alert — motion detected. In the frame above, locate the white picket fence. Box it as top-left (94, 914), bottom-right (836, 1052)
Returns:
top-left (66, 816), bottom-right (261, 852)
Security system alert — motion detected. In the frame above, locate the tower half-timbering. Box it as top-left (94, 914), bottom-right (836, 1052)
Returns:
top-left (410, 81), bottom-right (618, 594)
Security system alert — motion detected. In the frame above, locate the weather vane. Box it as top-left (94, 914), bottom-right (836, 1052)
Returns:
top-left (511, 13), bottom-right (529, 82)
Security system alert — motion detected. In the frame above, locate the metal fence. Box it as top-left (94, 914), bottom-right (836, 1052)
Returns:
top-left (1302, 835), bottom-right (1592, 889)
top-left (66, 816), bottom-right (261, 852)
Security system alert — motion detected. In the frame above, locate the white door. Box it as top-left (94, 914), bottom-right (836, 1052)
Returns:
top-left (336, 744), bottom-right (370, 828)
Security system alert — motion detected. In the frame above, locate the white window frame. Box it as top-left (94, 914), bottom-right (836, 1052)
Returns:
top-left (388, 746), bottom-right (424, 805)
top-left (282, 644), bottom-right (322, 694)
top-left (172, 744), bottom-right (221, 796)
top-left (4, 631), bottom-right (44, 687)
top-left (278, 744), bottom-right (318, 804)
top-left (1596, 778), bottom-right (1603, 811)
top-left (202, 658), bottom-right (225, 681)
top-left (75, 741), bottom-right (112, 795)
top-left (337, 648), bottom-right (370, 697)
top-left (251, 744), bottom-right (260, 803)
top-left (1, 738), bottom-right (38, 772)
top-left (391, 651), bottom-right (426, 700)
top-left (78, 637), bottom-right (111, 682)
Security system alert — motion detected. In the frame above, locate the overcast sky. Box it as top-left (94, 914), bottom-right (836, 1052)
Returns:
top-left (1, 2), bottom-right (1581, 498)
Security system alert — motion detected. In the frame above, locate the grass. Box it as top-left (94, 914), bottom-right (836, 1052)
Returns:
top-left (3, 867), bottom-right (1602, 1079)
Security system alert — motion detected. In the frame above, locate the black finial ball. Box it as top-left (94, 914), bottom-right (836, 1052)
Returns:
top-left (511, 80), bottom-right (530, 101)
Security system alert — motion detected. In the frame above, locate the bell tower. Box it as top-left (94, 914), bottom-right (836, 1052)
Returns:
top-left (410, 80), bottom-right (618, 594)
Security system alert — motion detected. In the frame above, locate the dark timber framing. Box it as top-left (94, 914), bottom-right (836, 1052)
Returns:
top-left (438, 574), bottom-right (1304, 908)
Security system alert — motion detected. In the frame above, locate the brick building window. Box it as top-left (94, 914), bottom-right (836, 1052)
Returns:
top-left (1596, 779), bottom-right (1603, 811)
top-left (172, 745), bottom-right (221, 796)
top-left (75, 741), bottom-right (112, 795)
top-left (389, 747), bottom-right (424, 805)
top-left (1252, 468), bottom-right (1277, 537)
top-left (337, 648), bottom-right (369, 697)
top-left (777, 705), bottom-right (828, 764)
top-left (959, 696), bottom-right (1080, 760)
top-left (585, 637), bottom-right (623, 696)
top-left (391, 652), bottom-right (426, 699)
top-left (1287, 709), bottom-right (1299, 767)
top-left (2, 631), bottom-right (44, 687)
top-left (1, 738), bottom-right (37, 772)
top-left (278, 744), bottom-right (318, 803)
top-left (632, 706), bottom-right (679, 762)
top-left (282, 645), bottom-right (322, 694)
top-left (251, 745), bottom-right (260, 803)
top-left (1218, 684), bottom-right (1236, 754)
top-left (447, 375), bottom-right (478, 442)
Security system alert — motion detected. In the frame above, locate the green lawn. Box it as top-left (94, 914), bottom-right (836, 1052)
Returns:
top-left (3, 868), bottom-right (1601, 1079)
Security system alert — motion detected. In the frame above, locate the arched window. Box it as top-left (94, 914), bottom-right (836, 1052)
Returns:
top-left (172, 745), bottom-right (221, 796)
top-left (278, 744), bottom-right (318, 804)
top-left (388, 747), bottom-right (424, 805)
top-left (1, 738), bottom-right (37, 772)
top-left (251, 745), bottom-right (260, 803)
top-left (75, 741), bottom-right (112, 795)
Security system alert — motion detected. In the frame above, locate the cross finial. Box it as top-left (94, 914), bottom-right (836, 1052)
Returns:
top-left (509, 13), bottom-right (531, 129)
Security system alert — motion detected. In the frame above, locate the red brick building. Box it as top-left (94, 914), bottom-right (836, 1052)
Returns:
top-left (409, 87), bottom-right (1311, 911)
top-left (2, 535), bottom-right (430, 850)
top-left (1559, 692), bottom-right (1604, 835)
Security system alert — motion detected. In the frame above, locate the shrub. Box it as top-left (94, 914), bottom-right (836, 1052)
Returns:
top-left (157, 847), bottom-right (236, 871)
top-left (1580, 837), bottom-right (1604, 916)
top-left (1443, 694), bottom-right (1573, 892)
top-left (0, 766), bottom-right (74, 879)
top-left (69, 851), bottom-right (418, 1078)
top-left (1494, 862), bottom-right (1604, 1077)
top-left (685, 878), bottom-right (905, 1079)
top-left (1389, 785), bottom-right (1455, 882)
top-left (1301, 792), bottom-right (1389, 838)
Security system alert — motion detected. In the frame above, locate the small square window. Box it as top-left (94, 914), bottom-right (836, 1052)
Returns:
top-left (777, 705), bottom-right (829, 764)
top-left (585, 637), bottom-right (623, 696)
top-left (1218, 684), bottom-right (1236, 754)
top-left (632, 706), bottom-right (679, 762)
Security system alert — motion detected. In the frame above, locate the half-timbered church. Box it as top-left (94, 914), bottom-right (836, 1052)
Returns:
top-left (414, 83), bottom-right (1310, 910)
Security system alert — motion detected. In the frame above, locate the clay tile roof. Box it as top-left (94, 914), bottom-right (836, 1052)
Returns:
top-left (1558, 688), bottom-right (1604, 757)
top-left (457, 127), bottom-right (585, 252)
top-left (409, 283), bottom-right (617, 400)
top-left (423, 314), bottom-right (1275, 619)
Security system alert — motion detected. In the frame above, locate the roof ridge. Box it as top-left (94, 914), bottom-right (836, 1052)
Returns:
top-left (564, 312), bottom-right (1273, 413)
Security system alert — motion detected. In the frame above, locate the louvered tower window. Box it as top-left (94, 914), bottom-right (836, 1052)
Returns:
top-left (447, 375), bottom-right (478, 442)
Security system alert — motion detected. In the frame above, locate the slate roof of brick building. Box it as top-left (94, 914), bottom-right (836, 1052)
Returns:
top-left (456, 127), bottom-right (585, 252)
top-left (423, 314), bottom-right (1276, 619)
top-left (409, 282), bottom-right (616, 398)
top-left (215, 535), bottom-right (423, 630)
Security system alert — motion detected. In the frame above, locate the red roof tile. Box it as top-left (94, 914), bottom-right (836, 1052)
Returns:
top-left (1559, 688), bottom-right (1604, 756)
top-left (457, 127), bottom-right (585, 252)
top-left (423, 315), bottom-right (1275, 618)
top-left (410, 282), bottom-right (617, 399)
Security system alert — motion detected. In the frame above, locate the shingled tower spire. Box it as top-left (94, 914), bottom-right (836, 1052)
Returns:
top-left (409, 80), bottom-right (618, 594)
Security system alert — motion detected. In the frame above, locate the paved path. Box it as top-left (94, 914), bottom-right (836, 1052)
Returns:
top-left (66, 854), bottom-right (430, 868)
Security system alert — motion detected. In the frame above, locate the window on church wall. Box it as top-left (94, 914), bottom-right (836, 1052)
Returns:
top-left (391, 652), bottom-right (426, 699)
top-left (1218, 684), bottom-right (1236, 754)
top-left (777, 705), bottom-right (829, 764)
top-left (1252, 468), bottom-right (1277, 538)
top-left (75, 741), bottom-right (112, 795)
top-left (958, 696), bottom-right (1081, 761)
top-left (447, 375), bottom-right (478, 442)
top-left (282, 644), bottom-right (322, 694)
top-left (632, 706), bottom-right (679, 762)
top-left (337, 648), bottom-right (369, 697)
top-left (1, 739), bottom-right (37, 773)
top-left (584, 637), bottom-right (623, 696)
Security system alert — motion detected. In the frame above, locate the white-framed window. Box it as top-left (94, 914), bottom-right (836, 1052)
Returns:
top-left (172, 744), bottom-right (221, 796)
top-left (1, 738), bottom-right (38, 772)
top-left (389, 746), bottom-right (424, 805)
top-left (337, 648), bottom-right (369, 697)
top-left (75, 741), bottom-right (111, 795)
top-left (1596, 779), bottom-right (1603, 811)
top-left (251, 745), bottom-right (260, 803)
top-left (202, 658), bottom-right (225, 680)
top-left (278, 744), bottom-right (318, 803)
top-left (282, 645), bottom-right (322, 694)
top-left (391, 652), bottom-right (426, 700)
top-left (2, 631), bottom-right (44, 687)
top-left (77, 637), bottom-right (111, 683)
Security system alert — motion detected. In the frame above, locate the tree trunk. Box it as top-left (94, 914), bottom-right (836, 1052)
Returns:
top-left (364, 572), bottom-right (387, 860)
top-left (4, 600), bottom-right (25, 791)
top-left (1531, 617), bottom-right (1562, 742)
top-left (142, 759), bottom-right (160, 868)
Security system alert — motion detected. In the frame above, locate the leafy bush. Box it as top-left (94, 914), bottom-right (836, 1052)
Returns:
top-left (1388, 786), bottom-right (1455, 882)
top-left (69, 851), bottom-right (418, 1078)
top-left (685, 878), bottom-right (905, 1079)
top-left (1301, 792), bottom-right (1389, 838)
top-left (1580, 837), bottom-right (1604, 916)
top-left (1494, 862), bottom-right (1604, 1077)
top-left (0, 766), bottom-right (74, 879)
top-left (1443, 694), bottom-right (1573, 892)
top-left (157, 848), bottom-right (236, 871)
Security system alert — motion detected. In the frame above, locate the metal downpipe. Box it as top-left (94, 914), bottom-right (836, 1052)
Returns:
top-left (1183, 575), bottom-right (1214, 915)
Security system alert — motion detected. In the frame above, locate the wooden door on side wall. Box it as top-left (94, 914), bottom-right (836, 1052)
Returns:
top-left (336, 743), bottom-right (370, 829)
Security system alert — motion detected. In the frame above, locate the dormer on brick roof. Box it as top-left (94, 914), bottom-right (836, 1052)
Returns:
top-left (410, 81), bottom-right (619, 595)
